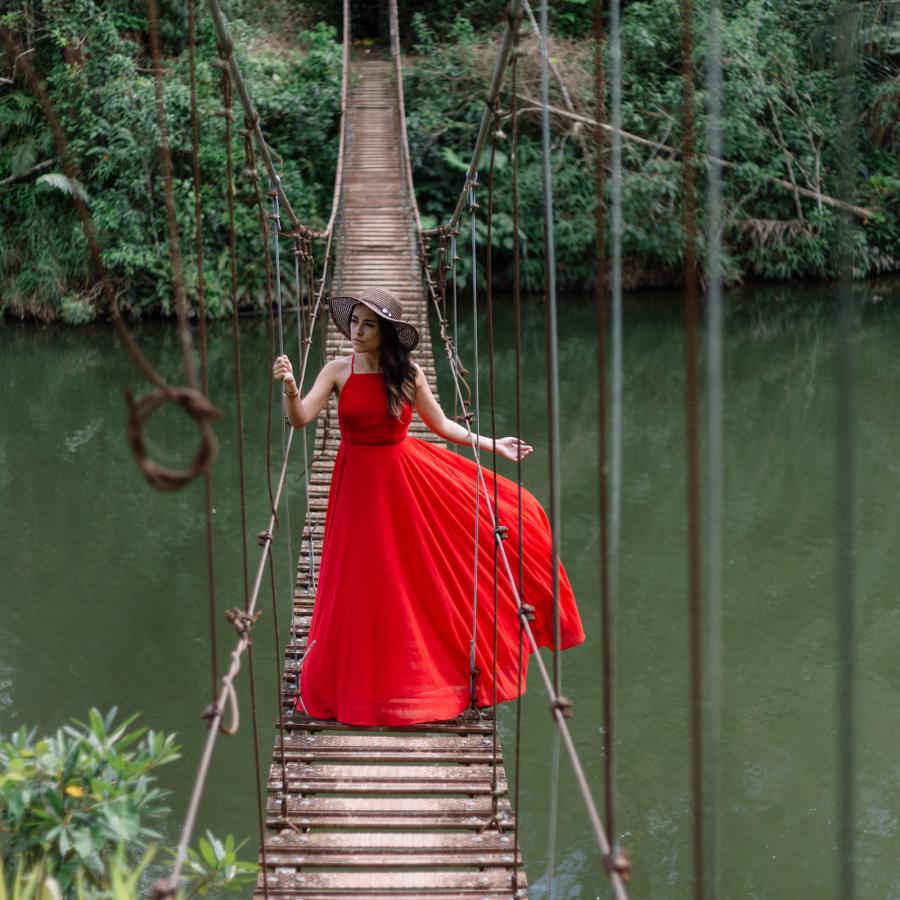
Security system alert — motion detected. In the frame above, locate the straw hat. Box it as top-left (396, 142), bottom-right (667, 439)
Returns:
top-left (328, 287), bottom-right (419, 352)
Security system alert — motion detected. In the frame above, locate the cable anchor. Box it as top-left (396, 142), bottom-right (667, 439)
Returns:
top-left (603, 847), bottom-right (633, 883)
top-left (225, 607), bottom-right (262, 639)
top-left (550, 695), bottom-right (573, 719)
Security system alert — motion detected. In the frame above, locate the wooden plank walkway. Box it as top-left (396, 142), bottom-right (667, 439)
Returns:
top-left (256, 58), bottom-right (526, 897)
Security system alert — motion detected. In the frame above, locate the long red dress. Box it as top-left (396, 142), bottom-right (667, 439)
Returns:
top-left (296, 355), bottom-right (585, 726)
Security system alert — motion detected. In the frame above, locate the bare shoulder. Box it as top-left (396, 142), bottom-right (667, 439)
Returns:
top-left (328, 354), bottom-right (352, 389)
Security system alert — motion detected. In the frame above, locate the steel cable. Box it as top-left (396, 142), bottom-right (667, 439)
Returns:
top-left (510, 39), bottom-right (528, 899)
top-left (187, 0), bottom-right (219, 703)
top-left (703, 1), bottom-right (725, 894)
top-left (538, 2), bottom-right (565, 889)
top-left (594, 0), bottom-right (618, 856)
top-left (679, 2), bottom-right (706, 896)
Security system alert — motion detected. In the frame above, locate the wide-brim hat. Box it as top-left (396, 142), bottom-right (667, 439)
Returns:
top-left (328, 287), bottom-right (420, 352)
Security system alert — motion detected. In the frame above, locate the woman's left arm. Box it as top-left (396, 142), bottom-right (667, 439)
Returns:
top-left (413, 364), bottom-right (532, 462)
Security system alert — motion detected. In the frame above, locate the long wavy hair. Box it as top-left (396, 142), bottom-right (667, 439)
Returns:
top-left (373, 310), bottom-right (416, 417)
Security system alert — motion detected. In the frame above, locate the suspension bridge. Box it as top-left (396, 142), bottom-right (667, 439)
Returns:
top-left (0, 0), bottom-right (869, 894)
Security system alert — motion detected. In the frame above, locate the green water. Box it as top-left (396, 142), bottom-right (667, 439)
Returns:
top-left (2, 278), bottom-right (899, 898)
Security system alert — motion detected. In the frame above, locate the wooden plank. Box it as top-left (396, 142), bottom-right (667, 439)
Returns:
top-left (256, 870), bottom-right (516, 892)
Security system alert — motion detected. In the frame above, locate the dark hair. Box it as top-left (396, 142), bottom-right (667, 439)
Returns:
top-left (376, 313), bottom-right (416, 417)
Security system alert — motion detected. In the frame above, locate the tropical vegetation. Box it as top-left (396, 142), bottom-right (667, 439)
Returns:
top-left (0, 708), bottom-right (256, 898)
top-left (0, 0), bottom-right (897, 321)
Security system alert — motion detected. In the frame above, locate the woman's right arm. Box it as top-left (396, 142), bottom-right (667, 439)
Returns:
top-left (273, 355), bottom-right (339, 428)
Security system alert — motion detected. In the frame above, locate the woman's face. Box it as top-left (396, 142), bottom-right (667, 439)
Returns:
top-left (350, 304), bottom-right (382, 354)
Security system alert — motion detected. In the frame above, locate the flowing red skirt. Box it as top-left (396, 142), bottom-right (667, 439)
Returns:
top-left (296, 428), bottom-right (586, 727)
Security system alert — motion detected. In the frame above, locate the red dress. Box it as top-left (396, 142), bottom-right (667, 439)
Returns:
top-left (296, 355), bottom-right (585, 726)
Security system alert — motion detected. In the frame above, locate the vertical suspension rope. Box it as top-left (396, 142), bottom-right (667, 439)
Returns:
top-left (187, 0), bottom-right (219, 702)
top-left (245, 640), bottom-right (269, 899)
top-left (594, 0), bottom-right (618, 849)
top-left (704, 0), bottom-right (725, 895)
top-left (468, 175), bottom-right (482, 709)
top-left (270, 179), bottom-right (297, 640)
top-left (244, 135), bottom-right (279, 521)
top-left (146, 0), bottom-right (199, 395)
top-left (485, 116), bottom-right (503, 825)
top-left (510, 37), bottom-right (528, 899)
top-left (220, 60), bottom-right (251, 609)
top-left (267, 545), bottom-right (290, 822)
top-left (539, 0), bottom-right (562, 697)
top-left (680, 1), bottom-right (705, 896)
top-left (538, 3), bottom-right (564, 894)
top-left (835, 2), bottom-right (858, 896)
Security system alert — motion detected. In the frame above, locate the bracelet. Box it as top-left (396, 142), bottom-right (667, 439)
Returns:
top-left (283, 387), bottom-right (300, 400)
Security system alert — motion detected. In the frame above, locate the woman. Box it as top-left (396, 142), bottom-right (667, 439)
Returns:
top-left (272, 286), bottom-right (584, 726)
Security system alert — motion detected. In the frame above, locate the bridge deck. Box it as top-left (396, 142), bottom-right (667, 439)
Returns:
top-left (256, 59), bottom-right (526, 897)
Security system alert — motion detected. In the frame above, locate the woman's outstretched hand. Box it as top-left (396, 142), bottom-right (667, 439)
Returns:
top-left (494, 436), bottom-right (533, 462)
top-left (272, 354), bottom-right (296, 389)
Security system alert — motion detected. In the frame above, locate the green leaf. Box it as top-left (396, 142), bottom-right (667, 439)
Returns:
top-left (35, 173), bottom-right (91, 205)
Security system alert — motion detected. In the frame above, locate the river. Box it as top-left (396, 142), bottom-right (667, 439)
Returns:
top-left (2, 276), bottom-right (898, 897)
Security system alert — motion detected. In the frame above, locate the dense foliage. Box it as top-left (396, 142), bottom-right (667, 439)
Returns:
top-left (0, 709), bottom-right (256, 898)
top-left (0, 0), bottom-right (341, 321)
top-left (404, 0), bottom-right (899, 291)
top-left (0, 0), bottom-right (897, 320)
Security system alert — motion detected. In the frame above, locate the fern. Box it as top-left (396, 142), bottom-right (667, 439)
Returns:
top-left (34, 173), bottom-right (91, 205)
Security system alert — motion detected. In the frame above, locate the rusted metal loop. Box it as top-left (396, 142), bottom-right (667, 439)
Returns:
top-left (603, 848), bottom-right (632, 883)
top-left (550, 695), bottom-right (574, 719)
top-left (125, 386), bottom-right (221, 493)
top-left (225, 606), bottom-right (262, 639)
